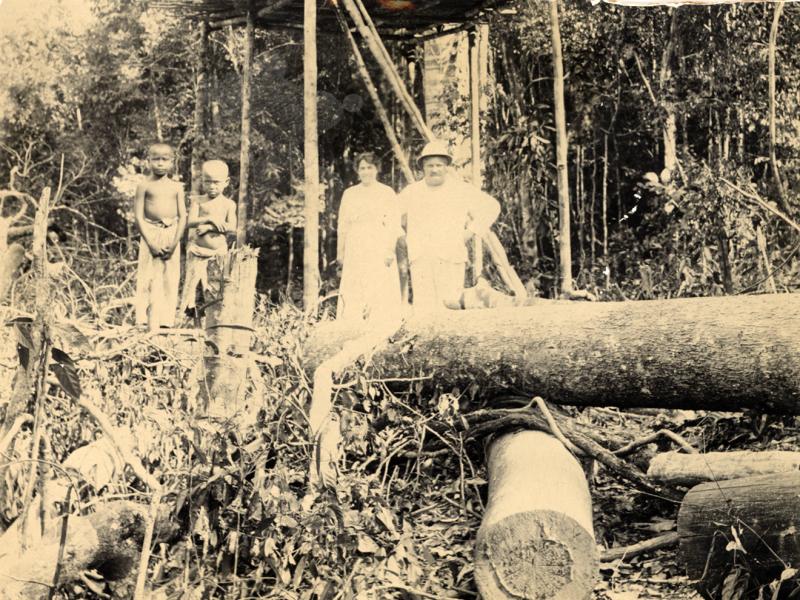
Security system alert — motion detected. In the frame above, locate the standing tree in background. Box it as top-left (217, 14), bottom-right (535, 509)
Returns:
top-left (547, 0), bottom-right (572, 294)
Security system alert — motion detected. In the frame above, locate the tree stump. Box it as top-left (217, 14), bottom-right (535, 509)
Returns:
top-left (200, 247), bottom-right (259, 417)
top-left (475, 430), bottom-right (597, 600)
top-left (678, 472), bottom-right (800, 598)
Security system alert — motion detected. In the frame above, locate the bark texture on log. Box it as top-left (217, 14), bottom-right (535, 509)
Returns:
top-left (0, 502), bottom-right (148, 599)
top-left (677, 472), bottom-right (800, 598)
top-left (649, 450), bottom-right (800, 487)
top-left (304, 295), bottom-right (800, 413)
top-left (475, 430), bottom-right (597, 600)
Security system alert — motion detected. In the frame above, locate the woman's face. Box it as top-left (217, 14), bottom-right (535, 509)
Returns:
top-left (357, 160), bottom-right (378, 185)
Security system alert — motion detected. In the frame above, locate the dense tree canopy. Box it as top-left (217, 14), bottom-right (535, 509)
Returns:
top-left (1, 0), bottom-right (798, 301)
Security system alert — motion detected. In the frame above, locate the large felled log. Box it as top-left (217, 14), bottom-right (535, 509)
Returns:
top-left (475, 430), bottom-right (597, 600)
top-left (649, 450), bottom-right (800, 487)
top-left (677, 472), bottom-right (800, 598)
top-left (304, 294), bottom-right (800, 413)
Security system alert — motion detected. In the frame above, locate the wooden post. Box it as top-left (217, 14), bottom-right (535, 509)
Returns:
top-left (469, 27), bottom-right (483, 285)
top-left (237, 4), bottom-right (254, 248)
top-left (475, 430), bottom-right (597, 600)
top-left (303, 0), bottom-right (320, 312)
top-left (548, 0), bottom-right (572, 294)
top-left (191, 20), bottom-right (209, 196)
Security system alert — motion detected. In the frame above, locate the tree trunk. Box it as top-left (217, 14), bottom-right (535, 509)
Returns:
top-left (201, 248), bottom-right (259, 417)
top-left (660, 9), bottom-right (679, 176)
top-left (475, 430), bottom-right (597, 600)
top-left (677, 472), bottom-right (800, 598)
top-left (756, 224), bottom-right (778, 293)
top-left (304, 294), bottom-right (800, 414)
top-left (768, 1), bottom-right (788, 213)
top-left (548, 0), bottom-right (572, 295)
top-left (470, 26), bottom-right (483, 285)
top-left (237, 3), bottom-right (254, 248)
top-left (191, 20), bottom-right (209, 196)
top-left (649, 450), bottom-right (800, 487)
top-left (303, 0), bottom-right (320, 313)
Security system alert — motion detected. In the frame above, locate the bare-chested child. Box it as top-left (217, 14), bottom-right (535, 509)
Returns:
top-left (134, 143), bottom-right (186, 331)
top-left (179, 160), bottom-right (237, 316)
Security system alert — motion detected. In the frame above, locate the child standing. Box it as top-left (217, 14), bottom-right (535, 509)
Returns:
top-left (134, 143), bottom-right (186, 330)
top-left (179, 160), bottom-right (237, 316)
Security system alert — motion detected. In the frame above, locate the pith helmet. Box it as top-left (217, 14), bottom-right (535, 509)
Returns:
top-left (417, 140), bottom-right (453, 167)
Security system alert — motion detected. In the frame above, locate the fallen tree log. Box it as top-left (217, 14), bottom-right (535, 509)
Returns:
top-left (0, 501), bottom-right (150, 599)
top-left (304, 294), bottom-right (800, 414)
top-left (475, 430), bottom-right (598, 600)
top-left (649, 450), bottom-right (800, 487)
top-left (677, 472), bottom-right (800, 598)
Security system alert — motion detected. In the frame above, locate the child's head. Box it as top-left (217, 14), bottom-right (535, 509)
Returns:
top-left (202, 160), bottom-right (229, 199)
top-left (147, 143), bottom-right (174, 176)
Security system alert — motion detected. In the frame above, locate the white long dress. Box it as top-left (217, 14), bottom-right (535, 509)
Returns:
top-left (336, 182), bottom-right (402, 323)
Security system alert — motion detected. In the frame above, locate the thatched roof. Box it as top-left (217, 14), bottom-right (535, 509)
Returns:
top-left (154, 0), bottom-right (516, 37)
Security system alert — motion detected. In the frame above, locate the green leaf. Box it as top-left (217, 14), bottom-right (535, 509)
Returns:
top-left (51, 347), bottom-right (75, 367)
top-left (13, 322), bottom-right (34, 351)
top-left (356, 533), bottom-right (380, 554)
top-left (17, 344), bottom-right (30, 370)
top-left (52, 362), bottom-right (81, 399)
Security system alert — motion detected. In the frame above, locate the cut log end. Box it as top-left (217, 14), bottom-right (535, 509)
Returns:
top-left (475, 510), bottom-right (598, 600)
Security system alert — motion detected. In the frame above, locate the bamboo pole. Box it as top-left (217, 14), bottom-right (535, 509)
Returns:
top-left (237, 4), bottom-right (254, 247)
top-left (548, 0), bottom-right (572, 294)
top-left (469, 27), bottom-right (483, 285)
top-left (340, 0), bottom-right (433, 142)
top-left (333, 6), bottom-right (414, 183)
top-left (303, 0), bottom-right (320, 312)
top-left (191, 20), bottom-right (209, 196)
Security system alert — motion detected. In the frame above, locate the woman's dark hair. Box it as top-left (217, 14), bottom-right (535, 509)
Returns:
top-left (353, 152), bottom-right (379, 171)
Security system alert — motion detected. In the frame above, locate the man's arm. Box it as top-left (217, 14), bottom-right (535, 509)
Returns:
top-left (466, 188), bottom-right (501, 237)
top-left (468, 188), bottom-right (526, 298)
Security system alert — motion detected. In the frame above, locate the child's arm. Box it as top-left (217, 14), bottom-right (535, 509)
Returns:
top-left (187, 197), bottom-right (212, 234)
top-left (165, 184), bottom-right (187, 256)
top-left (133, 182), bottom-right (162, 256)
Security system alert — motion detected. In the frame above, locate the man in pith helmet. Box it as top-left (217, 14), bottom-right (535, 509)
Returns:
top-left (398, 139), bottom-right (501, 313)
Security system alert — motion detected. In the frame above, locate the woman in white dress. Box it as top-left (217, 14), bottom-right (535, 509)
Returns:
top-left (336, 152), bottom-right (403, 323)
